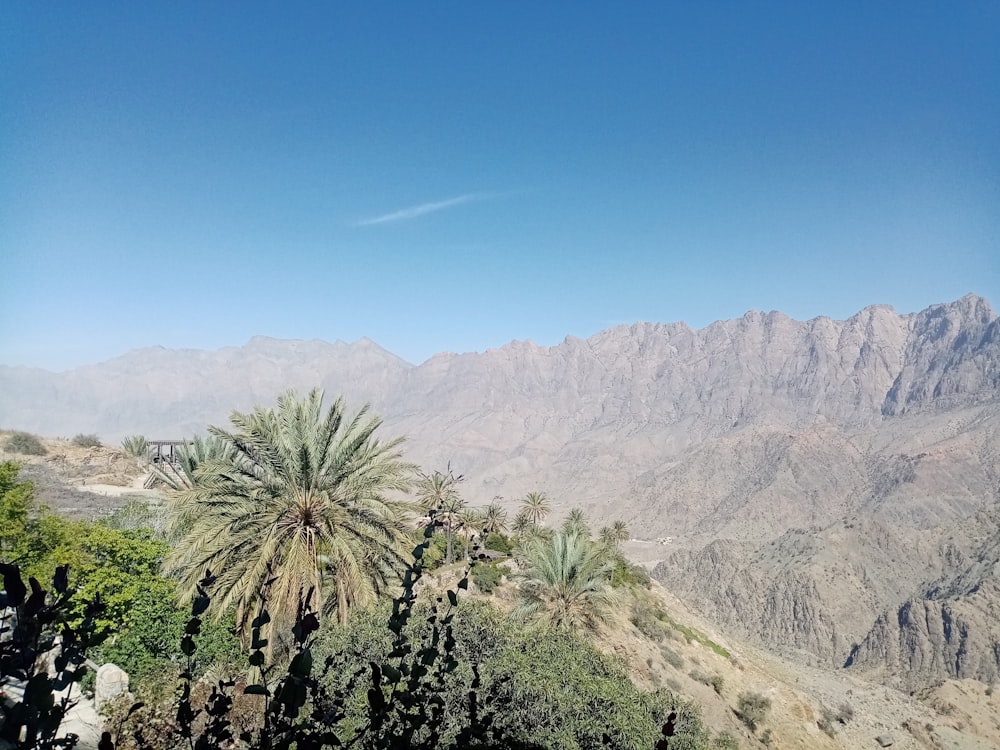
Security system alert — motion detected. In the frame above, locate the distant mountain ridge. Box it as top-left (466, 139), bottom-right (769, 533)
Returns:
top-left (2, 294), bottom-right (996, 440)
top-left (2, 294), bottom-right (998, 688)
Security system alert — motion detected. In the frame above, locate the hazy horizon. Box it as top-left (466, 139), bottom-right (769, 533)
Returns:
top-left (2, 292), bottom-right (993, 374)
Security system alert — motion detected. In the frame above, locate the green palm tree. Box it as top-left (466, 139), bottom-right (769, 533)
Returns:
top-left (458, 506), bottom-right (486, 560)
top-left (511, 510), bottom-right (534, 539)
top-left (519, 491), bottom-right (551, 526)
top-left (598, 520), bottom-right (629, 549)
top-left (562, 507), bottom-right (589, 536)
top-left (513, 530), bottom-right (618, 633)
top-left (120, 435), bottom-right (149, 469)
top-left (165, 389), bottom-right (414, 650)
top-left (483, 498), bottom-right (509, 534)
top-left (414, 469), bottom-right (465, 564)
top-left (154, 435), bottom-right (235, 492)
top-left (610, 520), bottom-right (629, 545)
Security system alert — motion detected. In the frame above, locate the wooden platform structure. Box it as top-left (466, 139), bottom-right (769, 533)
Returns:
top-left (147, 439), bottom-right (188, 464)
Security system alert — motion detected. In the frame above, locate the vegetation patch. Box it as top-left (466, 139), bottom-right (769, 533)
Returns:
top-left (736, 690), bottom-right (771, 731)
top-left (689, 670), bottom-right (725, 695)
top-left (631, 597), bottom-right (731, 659)
top-left (470, 560), bottom-right (503, 593)
top-left (4, 430), bottom-right (47, 456)
top-left (71, 432), bottom-right (102, 448)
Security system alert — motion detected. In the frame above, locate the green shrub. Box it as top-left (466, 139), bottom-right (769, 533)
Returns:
top-left (714, 731), bottom-right (740, 749)
top-left (736, 690), bottom-right (771, 731)
top-left (611, 555), bottom-right (652, 588)
top-left (631, 600), bottom-right (671, 641)
top-left (4, 431), bottom-right (47, 456)
top-left (416, 529), bottom-right (449, 568)
top-left (483, 530), bottom-right (514, 556)
top-left (71, 433), bottom-right (102, 448)
top-left (314, 599), bottom-right (711, 750)
top-left (470, 560), bottom-right (503, 592)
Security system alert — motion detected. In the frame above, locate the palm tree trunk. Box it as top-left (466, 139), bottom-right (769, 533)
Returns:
top-left (337, 577), bottom-right (348, 625)
top-left (446, 518), bottom-right (454, 564)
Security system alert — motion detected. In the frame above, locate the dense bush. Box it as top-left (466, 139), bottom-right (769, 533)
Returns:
top-left (631, 599), bottom-right (672, 641)
top-left (736, 690), bottom-right (771, 731)
top-left (314, 598), bottom-right (711, 749)
top-left (415, 528), bottom-right (449, 568)
top-left (483, 531), bottom-right (514, 556)
top-left (71, 433), bottom-right (102, 448)
top-left (611, 555), bottom-right (651, 589)
top-left (470, 560), bottom-right (503, 593)
top-left (4, 430), bottom-right (47, 456)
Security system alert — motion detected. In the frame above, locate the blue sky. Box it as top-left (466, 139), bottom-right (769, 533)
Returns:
top-left (2, 3), bottom-right (998, 370)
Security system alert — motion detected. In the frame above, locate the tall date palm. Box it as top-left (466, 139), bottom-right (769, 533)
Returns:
top-left (414, 469), bottom-right (465, 564)
top-left (513, 530), bottom-right (618, 633)
top-left (519, 491), bottom-right (551, 526)
top-left (165, 389), bottom-right (414, 648)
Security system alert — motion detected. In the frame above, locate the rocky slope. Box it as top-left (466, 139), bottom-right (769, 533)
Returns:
top-left (2, 294), bottom-right (998, 690)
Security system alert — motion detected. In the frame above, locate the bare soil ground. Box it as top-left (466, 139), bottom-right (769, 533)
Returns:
top-left (1, 432), bottom-right (160, 520)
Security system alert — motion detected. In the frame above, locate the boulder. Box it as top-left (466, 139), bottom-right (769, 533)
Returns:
top-left (95, 663), bottom-right (129, 709)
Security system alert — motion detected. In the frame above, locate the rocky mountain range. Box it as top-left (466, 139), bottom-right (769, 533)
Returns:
top-left (2, 293), bottom-right (998, 690)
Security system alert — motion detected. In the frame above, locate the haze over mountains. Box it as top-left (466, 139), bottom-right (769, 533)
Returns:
top-left (2, 294), bottom-right (999, 689)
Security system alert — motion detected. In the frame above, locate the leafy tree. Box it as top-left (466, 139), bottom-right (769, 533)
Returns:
top-left (414, 469), bottom-right (465, 564)
top-left (0, 461), bottom-right (33, 559)
top-left (514, 530), bottom-right (618, 633)
top-left (71, 525), bottom-right (175, 635)
top-left (0, 462), bottom-right (79, 582)
top-left (165, 389), bottom-right (414, 652)
top-left (519, 491), bottom-right (550, 526)
top-left (483, 531), bottom-right (514, 556)
top-left (92, 579), bottom-right (241, 693)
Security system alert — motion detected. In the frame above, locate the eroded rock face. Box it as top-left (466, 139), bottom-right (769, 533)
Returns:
top-left (883, 295), bottom-right (1000, 416)
top-left (846, 563), bottom-right (1000, 688)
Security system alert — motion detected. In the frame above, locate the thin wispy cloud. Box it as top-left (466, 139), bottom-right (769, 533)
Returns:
top-left (356, 193), bottom-right (485, 226)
